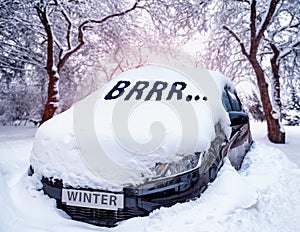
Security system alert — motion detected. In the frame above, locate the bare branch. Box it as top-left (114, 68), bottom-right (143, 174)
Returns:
top-left (0, 55), bottom-right (43, 68)
top-left (232, 0), bottom-right (250, 4)
top-left (256, 0), bottom-right (278, 43)
top-left (279, 40), bottom-right (300, 60)
top-left (35, 5), bottom-right (54, 72)
top-left (57, 0), bottom-right (140, 71)
top-left (56, 0), bottom-right (72, 51)
top-left (250, 0), bottom-right (257, 44)
top-left (223, 25), bottom-right (249, 58)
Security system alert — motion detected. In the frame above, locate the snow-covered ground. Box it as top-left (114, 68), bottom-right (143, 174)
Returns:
top-left (0, 122), bottom-right (300, 232)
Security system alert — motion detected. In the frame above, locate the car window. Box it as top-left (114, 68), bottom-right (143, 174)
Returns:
top-left (222, 91), bottom-right (232, 112)
top-left (227, 91), bottom-right (242, 111)
top-left (222, 88), bottom-right (242, 112)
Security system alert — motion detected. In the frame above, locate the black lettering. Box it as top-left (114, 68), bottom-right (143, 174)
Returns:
top-left (93, 193), bottom-right (100, 204)
top-left (109, 195), bottom-right (117, 206)
top-left (83, 193), bottom-right (91, 203)
top-left (186, 95), bottom-right (192, 101)
top-left (166, 82), bottom-right (187, 100)
top-left (79, 192), bottom-right (82, 202)
top-left (124, 81), bottom-right (149, 100)
top-left (101, 194), bottom-right (108, 205)
top-left (67, 191), bottom-right (78, 201)
top-left (145, 81), bottom-right (168, 101)
top-left (104, 81), bottom-right (131, 100)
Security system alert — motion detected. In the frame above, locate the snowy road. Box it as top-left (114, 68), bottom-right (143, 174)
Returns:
top-left (0, 123), bottom-right (300, 232)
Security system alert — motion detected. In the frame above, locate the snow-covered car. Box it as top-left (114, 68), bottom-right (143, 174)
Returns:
top-left (29, 66), bottom-right (252, 227)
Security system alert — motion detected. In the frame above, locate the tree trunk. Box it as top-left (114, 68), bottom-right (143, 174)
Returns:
top-left (223, 0), bottom-right (285, 144)
top-left (41, 69), bottom-right (59, 124)
top-left (270, 43), bottom-right (282, 118)
top-left (37, 6), bottom-right (60, 125)
top-left (249, 58), bottom-right (285, 143)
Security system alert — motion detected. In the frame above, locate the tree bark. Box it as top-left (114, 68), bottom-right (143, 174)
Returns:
top-left (36, 6), bottom-right (59, 124)
top-left (249, 57), bottom-right (285, 143)
top-left (248, 0), bottom-right (285, 143)
top-left (223, 0), bottom-right (285, 143)
top-left (41, 69), bottom-right (59, 123)
top-left (270, 43), bottom-right (282, 117)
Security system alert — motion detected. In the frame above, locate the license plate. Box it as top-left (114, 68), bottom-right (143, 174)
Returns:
top-left (62, 188), bottom-right (124, 210)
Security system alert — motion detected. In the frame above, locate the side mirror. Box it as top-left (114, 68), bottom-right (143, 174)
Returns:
top-left (229, 111), bottom-right (249, 127)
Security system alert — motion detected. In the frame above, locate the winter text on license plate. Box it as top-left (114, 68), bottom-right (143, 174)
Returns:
top-left (62, 188), bottom-right (124, 210)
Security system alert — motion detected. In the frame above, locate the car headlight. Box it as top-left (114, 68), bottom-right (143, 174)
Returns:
top-left (151, 152), bottom-right (204, 178)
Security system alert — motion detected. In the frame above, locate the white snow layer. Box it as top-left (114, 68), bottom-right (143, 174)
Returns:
top-left (30, 66), bottom-right (232, 188)
top-left (0, 125), bottom-right (300, 231)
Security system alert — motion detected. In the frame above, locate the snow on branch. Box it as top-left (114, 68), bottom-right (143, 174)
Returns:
top-left (255, 0), bottom-right (278, 43)
top-left (10, 16), bottom-right (46, 37)
top-left (56, 0), bottom-right (72, 51)
top-left (232, 0), bottom-right (251, 4)
top-left (223, 25), bottom-right (249, 58)
top-left (57, 0), bottom-right (140, 71)
top-left (279, 40), bottom-right (300, 60)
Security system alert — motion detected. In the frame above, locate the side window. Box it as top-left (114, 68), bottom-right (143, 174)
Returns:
top-left (227, 91), bottom-right (242, 111)
top-left (222, 87), bottom-right (242, 112)
top-left (222, 91), bottom-right (231, 112)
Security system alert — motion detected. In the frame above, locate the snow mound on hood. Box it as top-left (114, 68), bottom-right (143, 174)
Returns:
top-left (30, 66), bottom-right (232, 188)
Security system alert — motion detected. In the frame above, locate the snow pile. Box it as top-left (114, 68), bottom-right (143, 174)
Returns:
top-left (0, 175), bottom-right (16, 232)
top-left (1, 141), bottom-right (300, 232)
top-left (1, 125), bottom-right (300, 231)
top-left (30, 66), bottom-right (232, 188)
top-left (0, 127), bottom-right (36, 186)
top-left (251, 122), bottom-right (300, 167)
top-left (115, 142), bottom-right (300, 232)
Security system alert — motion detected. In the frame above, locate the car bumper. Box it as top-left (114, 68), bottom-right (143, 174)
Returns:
top-left (34, 166), bottom-right (214, 227)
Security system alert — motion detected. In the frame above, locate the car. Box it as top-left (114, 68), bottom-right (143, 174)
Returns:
top-left (29, 66), bottom-right (252, 227)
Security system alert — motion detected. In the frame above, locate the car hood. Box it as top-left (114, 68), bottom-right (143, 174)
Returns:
top-left (30, 66), bottom-right (231, 189)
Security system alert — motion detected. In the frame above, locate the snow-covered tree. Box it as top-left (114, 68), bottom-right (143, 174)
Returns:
top-left (0, 0), bottom-right (45, 124)
top-left (32, 0), bottom-right (142, 123)
top-left (199, 0), bottom-right (300, 143)
top-left (282, 84), bottom-right (300, 126)
top-left (1, 0), bottom-right (209, 125)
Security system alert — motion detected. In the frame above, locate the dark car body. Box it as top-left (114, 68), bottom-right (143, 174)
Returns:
top-left (29, 68), bottom-right (252, 227)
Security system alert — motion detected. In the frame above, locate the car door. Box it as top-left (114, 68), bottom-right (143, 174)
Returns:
top-left (222, 87), bottom-right (252, 169)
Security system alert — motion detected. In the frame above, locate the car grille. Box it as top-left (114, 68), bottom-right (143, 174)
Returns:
top-left (56, 200), bottom-right (148, 227)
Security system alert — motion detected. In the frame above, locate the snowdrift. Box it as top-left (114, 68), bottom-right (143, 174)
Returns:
top-left (1, 140), bottom-right (300, 231)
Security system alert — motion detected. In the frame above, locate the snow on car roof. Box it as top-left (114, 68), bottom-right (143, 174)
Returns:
top-left (30, 66), bottom-right (233, 188)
